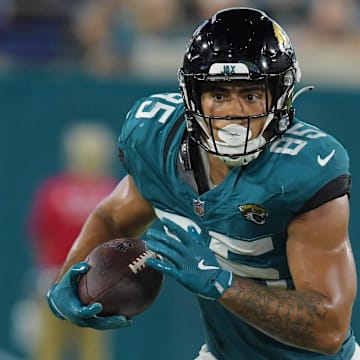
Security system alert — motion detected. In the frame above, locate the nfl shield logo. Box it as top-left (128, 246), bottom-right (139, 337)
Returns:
top-left (193, 199), bottom-right (205, 217)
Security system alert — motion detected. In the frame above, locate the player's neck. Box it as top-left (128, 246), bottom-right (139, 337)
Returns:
top-left (208, 154), bottom-right (232, 186)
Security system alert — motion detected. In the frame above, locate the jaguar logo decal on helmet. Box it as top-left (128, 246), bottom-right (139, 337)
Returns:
top-left (239, 204), bottom-right (269, 225)
top-left (272, 22), bottom-right (290, 51)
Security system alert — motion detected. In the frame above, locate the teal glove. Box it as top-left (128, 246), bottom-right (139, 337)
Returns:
top-left (146, 219), bottom-right (233, 300)
top-left (47, 262), bottom-right (132, 330)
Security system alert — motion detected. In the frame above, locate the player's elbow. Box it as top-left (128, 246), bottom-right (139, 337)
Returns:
top-left (314, 320), bottom-right (350, 355)
top-left (314, 291), bottom-right (355, 355)
top-left (316, 332), bottom-right (346, 355)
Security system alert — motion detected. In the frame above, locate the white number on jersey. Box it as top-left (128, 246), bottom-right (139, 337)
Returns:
top-left (135, 93), bottom-right (183, 124)
top-left (270, 123), bottom-right (326, 156)
top-left (154, 208), bottom-right (279, 280)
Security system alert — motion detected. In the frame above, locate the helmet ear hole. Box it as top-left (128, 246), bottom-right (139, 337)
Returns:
top-left (282, 70), bottom-right (296, 87)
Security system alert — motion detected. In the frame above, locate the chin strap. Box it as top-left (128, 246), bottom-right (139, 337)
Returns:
top-left (213, 149), bottom-right (263, 166)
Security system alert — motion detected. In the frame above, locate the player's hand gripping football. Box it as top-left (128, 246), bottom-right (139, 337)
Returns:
top-left (46, 262), bottom-right (132, 329)
top-left (146, 219), bottom-right (233, 300)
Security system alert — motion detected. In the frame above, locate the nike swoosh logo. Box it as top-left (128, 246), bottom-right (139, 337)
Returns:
top-left (198, 259), bottom-right (220, 271)
top-left (317, 149), bottom-right (335, 167)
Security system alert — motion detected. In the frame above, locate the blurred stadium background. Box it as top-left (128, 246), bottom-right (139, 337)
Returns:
top-left (0, 0), bottom-right (359, 359)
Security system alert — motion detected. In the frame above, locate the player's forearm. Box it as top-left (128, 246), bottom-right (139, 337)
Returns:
top-left (55, 207), bottom-right (122, 282)
top-left (219, 276), bottom-right (345, 354)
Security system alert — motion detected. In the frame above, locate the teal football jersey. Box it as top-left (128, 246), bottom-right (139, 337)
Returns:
top-left (118, 92), bottom-right (355, 359)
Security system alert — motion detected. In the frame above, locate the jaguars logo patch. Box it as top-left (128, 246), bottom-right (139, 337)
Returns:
top-left (238, 204), bottom-right (268, 225)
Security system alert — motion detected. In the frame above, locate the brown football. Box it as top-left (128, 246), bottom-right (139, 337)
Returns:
top-left (78, 238), bottom-right (163, 317)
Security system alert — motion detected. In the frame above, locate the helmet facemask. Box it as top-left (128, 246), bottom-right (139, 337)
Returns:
top-left (179, 68), bottom-right (297, 166)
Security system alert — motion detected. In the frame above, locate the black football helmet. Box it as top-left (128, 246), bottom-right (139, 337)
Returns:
top-left (178, 7), bottom-right (301, 166)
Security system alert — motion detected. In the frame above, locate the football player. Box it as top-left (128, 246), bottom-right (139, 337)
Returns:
top-left (47, 8), bottom-right (359, 359)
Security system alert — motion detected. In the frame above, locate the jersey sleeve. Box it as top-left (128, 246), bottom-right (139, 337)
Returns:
top-left (297, 174), bottom-right (351, 214)
top-left (271, 121), bottom-right (351, 214)
top-left (117, 97), bottom-right (145, 176)
top-left (117, 92), bottom-right (184, 181)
